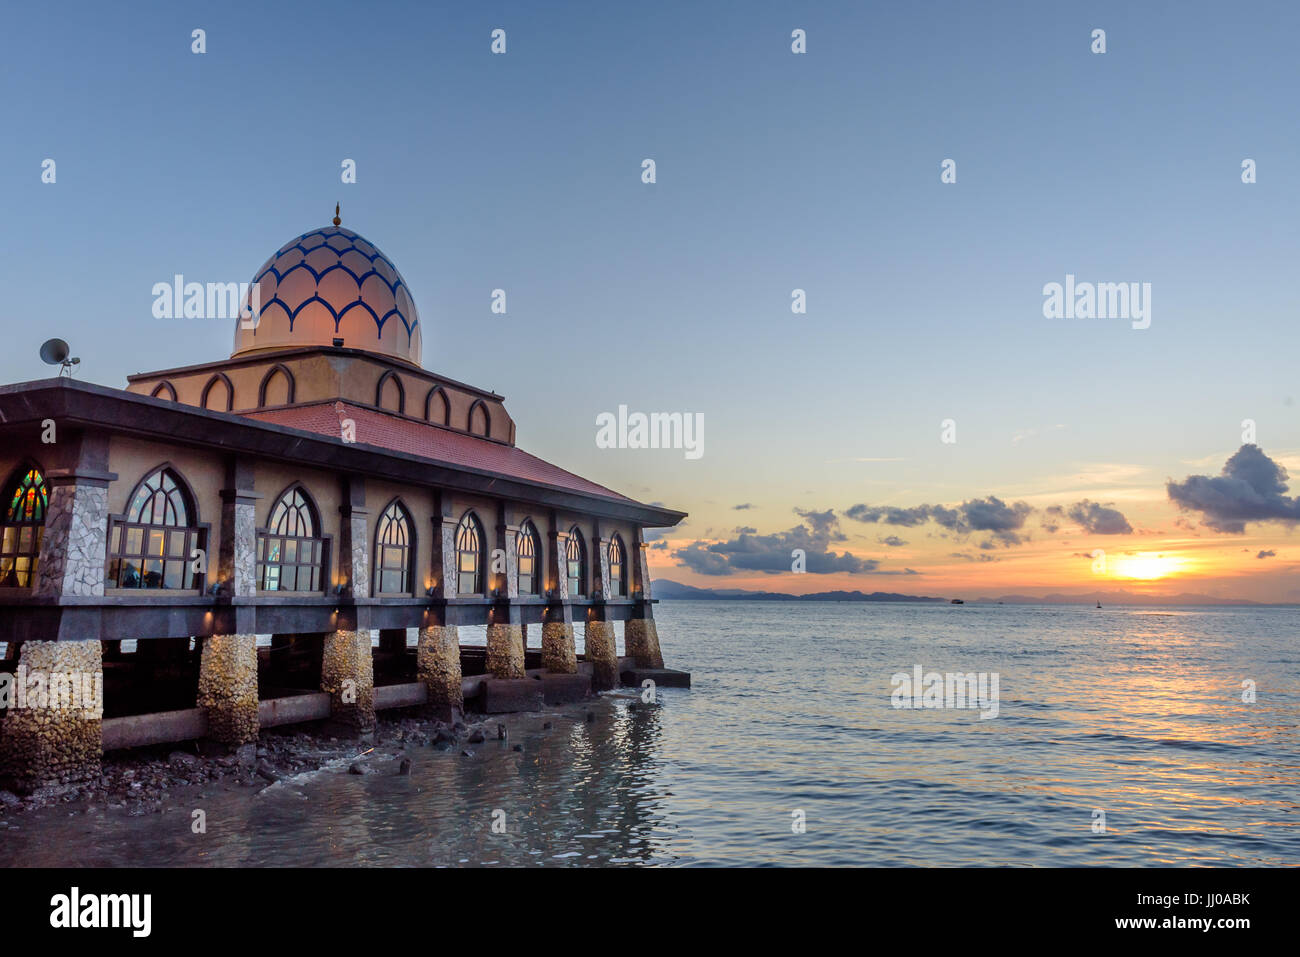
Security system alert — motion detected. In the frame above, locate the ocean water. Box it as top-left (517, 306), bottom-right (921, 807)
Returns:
top-left (5, 600), bottom-right (1299, 866)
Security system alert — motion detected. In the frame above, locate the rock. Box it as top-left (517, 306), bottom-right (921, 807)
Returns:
top-left (234, 744), bottom-right (257, 767)
top-left (460, 749), bottom-right (474, 758)
top-left (496, 723), bottom-right (507, 740)
top-left (586, 711), bottom-right (595, 723)
top-left (255, 761), bottom-right (279, 783)
top-left (347, 762), bottom-right (369, 775)
top-left (397, 758), bottom-right (411, 776)
top-left (512, 744), bottom-right (523, 752)
top-left (542, 722), bottom-right (552, 730)
top-left (167, 751), bottom-right (199, 767)
top-left (0, 791), bottom-right (21, 808)
top-left (467, 729), bottom-right (485, 744)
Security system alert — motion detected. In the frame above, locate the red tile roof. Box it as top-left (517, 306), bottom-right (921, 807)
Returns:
top-left (243, 401), bottom-right (634, 503)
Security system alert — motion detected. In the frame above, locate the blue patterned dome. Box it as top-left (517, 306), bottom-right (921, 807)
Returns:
top-left (233, 225), bottom-right (422, 366)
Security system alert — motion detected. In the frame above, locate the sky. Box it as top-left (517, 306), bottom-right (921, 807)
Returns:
top-left (2, 1), bottom-right (1298, 601)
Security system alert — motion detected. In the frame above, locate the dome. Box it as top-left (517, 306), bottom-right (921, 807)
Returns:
top-left (233, 224), bottom-right (422, 366)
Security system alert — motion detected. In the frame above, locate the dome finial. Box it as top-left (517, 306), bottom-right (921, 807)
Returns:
top-left (332, 202), bottom-right (342, 227)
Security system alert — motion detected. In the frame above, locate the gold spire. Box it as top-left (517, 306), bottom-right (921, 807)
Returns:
top-left (333, 202), bottom-right (341, 227)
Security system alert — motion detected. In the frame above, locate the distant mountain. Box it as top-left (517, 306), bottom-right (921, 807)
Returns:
top-left (652, 580), bottom-right (1278, 606)
top-left (652, 580), bottom-right (945, 602)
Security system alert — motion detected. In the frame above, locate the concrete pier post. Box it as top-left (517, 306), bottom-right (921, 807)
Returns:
top-left (0, 639), bottom-right (104, 793)
top-left (319, 475), bottom-right (376, 735)
top-left (417, 623), bottom-right (462, 721)
top-left (321, 629), bottom-right (376, 734)
top-left (199, 457), bottom-right (261, 748)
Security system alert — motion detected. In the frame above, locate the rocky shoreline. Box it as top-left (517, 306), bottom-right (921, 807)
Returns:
top-left (0, 706), bottom-right (605, 820)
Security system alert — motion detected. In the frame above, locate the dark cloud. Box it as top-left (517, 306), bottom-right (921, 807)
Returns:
top-left (672, 508), bottom-right (873, 576)
top-left (649, 541), bottom-right (668, 551)
top-left (846, 496), bottom-right (1033, 545)
top-left (1066, 499), bottom-right (1133, 535)
top-left (1257, 549), bottom-right (1276, 559)
top-left (732, 503), bottom-right (753, 510)
top-left (950, 552), bottom-right (997, 563)
top-left (734, 526), bottom-right (757, 534)
top-left (879, 535), bottom-right (908, 547)
top-left (1167, 445), bottom-right (1300, 533)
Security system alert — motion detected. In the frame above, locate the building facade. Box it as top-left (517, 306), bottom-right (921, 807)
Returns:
top-left (0, 219), bottom-right (685, 793)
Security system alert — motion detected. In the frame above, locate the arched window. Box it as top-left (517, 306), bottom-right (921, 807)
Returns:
top-left (566, 527), bottom-right (586, 598)
top-left (374, 500), bottom-right (413, 595)
top-left (107, 467), bottom-right (201, 590)
top-left (376, 370), bottom-right (405, 413)
top-left (150, 381), bottom-right (177, 401)
top-left (468, 399), bottom-right (490, 436)
top-left (258, 485), bottom-right (325, 592)
top-left (425, 386), bottom-right (449, 426)
top-left (516, 520), bottom-right (540, 596)
top-left (608, 534), bottom-right (626, 597)
top-left (258, 364), bottom-right (295, 406)
top-left (1, 466), bottom-right (48, 588)
top-left (201, 373), bottom-right (234, 412)
top-left (456, 511), bottom-right (485, 595)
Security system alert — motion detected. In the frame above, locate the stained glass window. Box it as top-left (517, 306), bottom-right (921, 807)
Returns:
top-left (0, 467), bottom-right (47, 588)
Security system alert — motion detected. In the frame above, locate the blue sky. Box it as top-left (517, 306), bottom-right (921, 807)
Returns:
top-left (3, 1), bottom-right (1298, 598)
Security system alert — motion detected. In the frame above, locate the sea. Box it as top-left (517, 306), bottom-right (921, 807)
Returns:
top-left (4, 600), bottom-right (1298, 866)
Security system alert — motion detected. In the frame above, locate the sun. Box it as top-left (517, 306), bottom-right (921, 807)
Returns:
top-left (1110, 553), bottom-right (1184, 580)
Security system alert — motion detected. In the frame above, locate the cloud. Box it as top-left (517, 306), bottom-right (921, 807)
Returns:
top-left (1257, 549), bottom-right (1276, 559)
top-left (846, 496), bottom-right (1033, 545)
top-left (879, 535), bottom-right (908, 547)
top-left (672, 508), bottom-right (874, 576)
top-left (733, 503), bottom-right (753, 510)
top-left (1066, 499), bottom-right (1133, 534)
top-left (1167, 445), bottom-right (1300, 533)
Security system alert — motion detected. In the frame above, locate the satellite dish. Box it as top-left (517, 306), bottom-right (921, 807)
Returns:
top-left (39, 338), bottom-right (69, 364)
top-left (39, 338), bottom-right (79, 377)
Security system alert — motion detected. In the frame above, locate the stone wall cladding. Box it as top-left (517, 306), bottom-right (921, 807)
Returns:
top-left (584, 621), bottom-right (618, 691)
top-left (625, 619), bottom-right (665, 669)
top-left (486, 623), bottom-right (525, 679)
top-left (196, 634), bottom-right (260, 745)
top-left (417, 625), bottom-right (462, 720)
top-left (541, 621), bottom-right (577, 674)
top-left (0, 640), bottom-right (103, 792)
top-left (321, 629), bottom-right (376, 733)
top-left (35, 484), bottom-right (108, 598)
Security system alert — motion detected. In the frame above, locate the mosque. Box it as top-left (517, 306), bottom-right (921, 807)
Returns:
top-left (0, 211), bottom-right (686, 793)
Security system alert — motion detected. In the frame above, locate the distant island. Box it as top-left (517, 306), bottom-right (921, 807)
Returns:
top-left (653, 580), bottom-right (1271, 606)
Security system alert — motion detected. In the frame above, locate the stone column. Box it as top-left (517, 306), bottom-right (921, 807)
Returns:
top-left (486, 609), bottom-right (525, 679)
top-left (541, 516), bottom-right (577, 673)
top-left (416, 622), bottom-right (462, 722)
top-left (321, 629), bottom-right (376, 734)
top-left (322, 475), bottom-right (375, 734)
top-left (625, 617), bottom-right (665, 669)
top-left (631, 527), bottom-right (654, 601)
top-left (1, 433), bottom-right (112, 791)
top-left (584, 613), bottom-right (618, 691)
top-left (0, 639), bottom-right (104, 793)
top-left (592, 530), bottom-right (612, 601)
top-left (197, 458), bottom-right (260, 748)
top-left (430, 493), bottom-right (457, 599)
